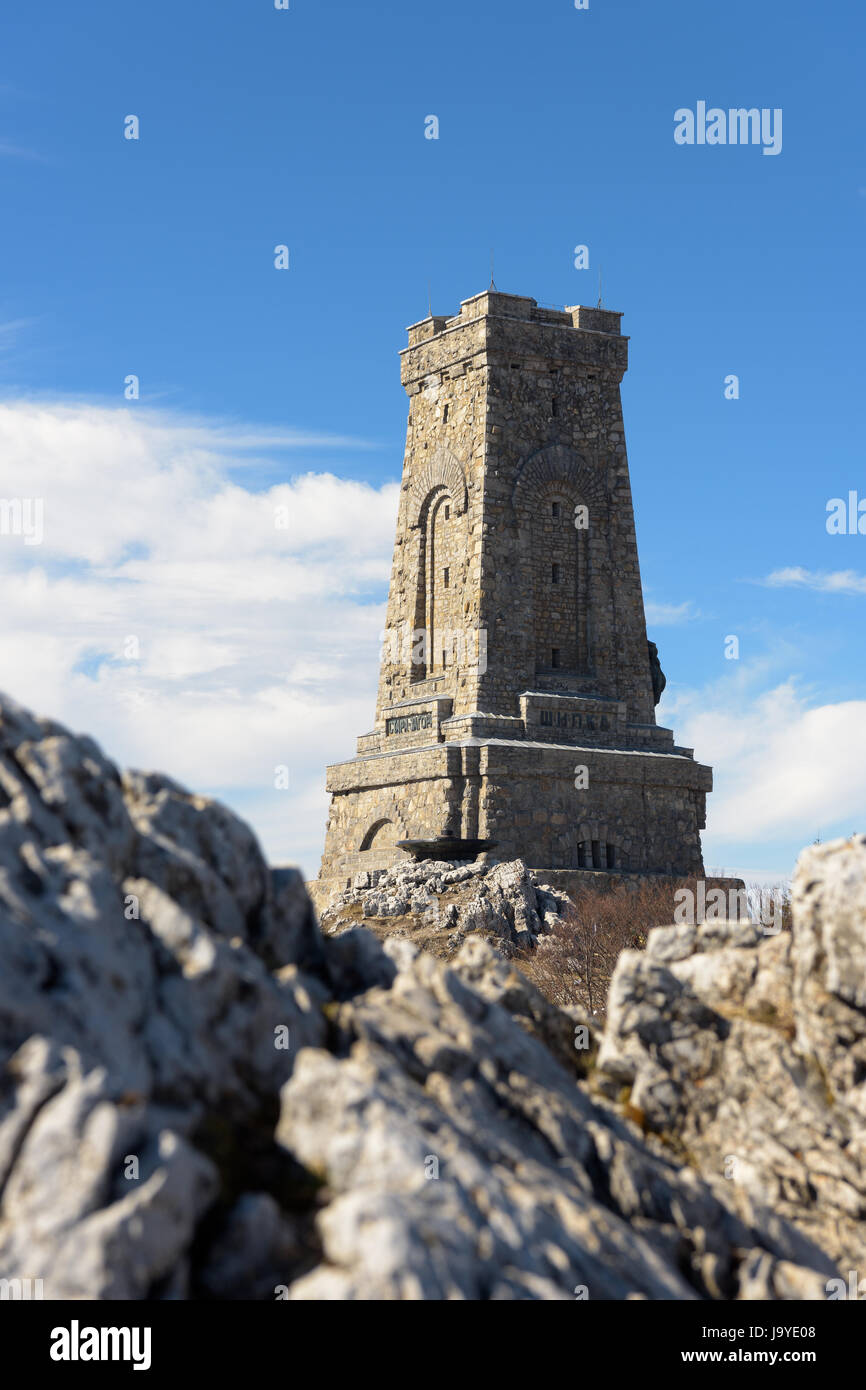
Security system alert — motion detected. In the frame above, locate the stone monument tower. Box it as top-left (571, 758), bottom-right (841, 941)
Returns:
top-left (312, 289), bottom-right (712, 902)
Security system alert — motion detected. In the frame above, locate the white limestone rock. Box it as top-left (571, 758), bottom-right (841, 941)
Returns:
top-left (597, 837), bottom-right (866, 1271)
top-left (0, 691), bottom-right (859, 1300)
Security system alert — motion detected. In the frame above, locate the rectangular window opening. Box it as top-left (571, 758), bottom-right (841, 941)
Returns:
top-left (551, 648), bottom-right (561, 669)
top-left (443, 567), bottom-right (449, 588)
top-left (443, 404), bottom-right (449, 423)
top-left (551, 563), bottom-right (560, 585)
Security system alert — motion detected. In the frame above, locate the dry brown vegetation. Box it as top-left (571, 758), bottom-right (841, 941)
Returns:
top-left (517, 878), bottom-right (793, 1017)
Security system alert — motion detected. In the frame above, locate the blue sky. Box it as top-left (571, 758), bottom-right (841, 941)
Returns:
top-left (0, 0), bottom-right (863, 880)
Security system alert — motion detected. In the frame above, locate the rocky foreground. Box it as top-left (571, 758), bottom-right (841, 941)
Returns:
top-left (0, 692), bottom-right (863, 1299)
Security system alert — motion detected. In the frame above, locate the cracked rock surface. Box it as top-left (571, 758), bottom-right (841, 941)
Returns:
top-left (0, 692), bottom-right (860, 1299)
top-left (597, 837), bottom-right (866, 1273)
top-left (320, 856), bottom-right (568, 956)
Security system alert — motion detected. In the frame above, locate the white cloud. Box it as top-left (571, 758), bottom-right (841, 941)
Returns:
top-left (667, 673), bottom-right (866, 854)
top-left (764, 567), bottom-right (866, 596)
top-left (0, 401), bottom-right (398, 876)
top-left (644, 599), bottom-right (699, 625)
top-left (0, 318), bottom-right (35, 353)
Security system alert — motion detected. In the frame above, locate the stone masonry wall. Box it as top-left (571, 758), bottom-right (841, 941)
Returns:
top-left (318, 738), bottom-right (709, 892)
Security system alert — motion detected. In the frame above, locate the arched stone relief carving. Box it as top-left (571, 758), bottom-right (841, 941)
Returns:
top-left (512, 444), bottom-right (608, 516)
top-left (408, 448), bottom-right (468, 683)
top-left (408, 446), bottom-right (468, 528)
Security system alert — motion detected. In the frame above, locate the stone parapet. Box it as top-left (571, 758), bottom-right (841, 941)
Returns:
top-left (441, 712), bottom-right (525, 741)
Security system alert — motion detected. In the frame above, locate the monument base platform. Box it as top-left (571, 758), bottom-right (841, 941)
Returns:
top-left (313, 731), bottom-right (712, 915)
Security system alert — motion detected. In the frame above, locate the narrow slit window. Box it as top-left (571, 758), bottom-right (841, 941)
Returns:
top-left (443, 567), bottom-right (449, 588)
top-left (444, 505), bottom-right (450, 520)
top-left (551, 648), bottom-right (560, 669)
top-left (551, 563), bottom-right (560, 585)
top-left (443, 404), bottom-right (449, 423)
top-left (551, 396), bottom-right (558, 416)
top-left (551, 501), bottom-right (560, 519)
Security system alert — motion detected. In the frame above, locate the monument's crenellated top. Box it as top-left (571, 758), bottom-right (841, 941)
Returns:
top-left (402, 293), bottom-right (628, 386)
top-left (404, 292), bottom-right (624, 351)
